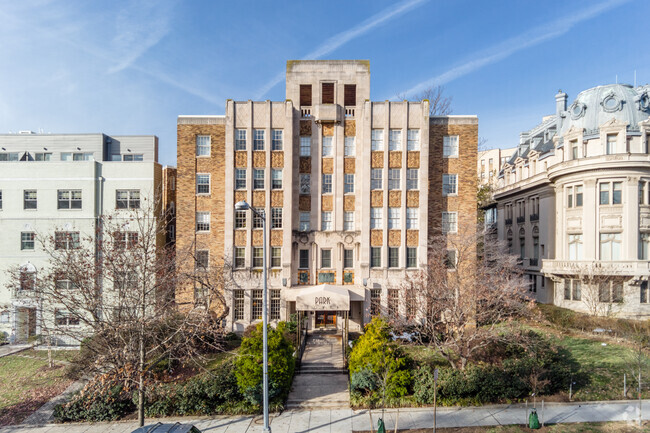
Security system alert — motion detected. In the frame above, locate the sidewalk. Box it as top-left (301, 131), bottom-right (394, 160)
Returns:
top-left (0, 345), bottom-right (31, 358)
top-left (2, 399), bottom-right (649, 433)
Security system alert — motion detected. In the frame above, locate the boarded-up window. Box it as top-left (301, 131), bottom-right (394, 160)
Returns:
top-left (300, 85), bottom-right (312, 106)
top-left (344, 84), bottom-right (356, 106)
top-left (322, 83), bottom-right (334, 104)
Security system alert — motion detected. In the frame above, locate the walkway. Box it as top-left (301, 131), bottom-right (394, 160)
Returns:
top-left (286, 331), bottom-right (349, 409)
top-left (0, 344), bottom-right (31, 358)
top-left (2, 400), bottom-right (650, 432)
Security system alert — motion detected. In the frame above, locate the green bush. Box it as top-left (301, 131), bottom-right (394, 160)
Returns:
top-left (235, 321), bottom-right (295, 405)
top-left (350, 367), bottom-right (378, 393)
top-left (54, 376), bottom-right (135, 422)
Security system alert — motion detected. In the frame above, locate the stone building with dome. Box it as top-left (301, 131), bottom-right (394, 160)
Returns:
top-left (494, 83), bottom-right (650, 318)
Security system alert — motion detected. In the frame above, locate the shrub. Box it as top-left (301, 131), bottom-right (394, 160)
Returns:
top-left (350, 367), bottom-right (378, 394)
top-left (54, 375), bottom-right (135, 422)
top-left (235, 322), bottom-right (295, 405)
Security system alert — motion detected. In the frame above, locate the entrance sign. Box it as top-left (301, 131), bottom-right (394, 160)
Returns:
top-left (296, 284), bottom-right (351, 311)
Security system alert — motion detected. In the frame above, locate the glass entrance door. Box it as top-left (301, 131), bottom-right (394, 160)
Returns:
top-left (315, 311), bottom-right (337, 328)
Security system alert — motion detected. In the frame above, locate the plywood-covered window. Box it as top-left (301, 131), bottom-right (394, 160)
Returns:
top-left (322, 82), bottom-right (334, 104)
top-left (300, 84), bottom-right (312, 106)
top-left (344, 84), bottom-right (356, 106)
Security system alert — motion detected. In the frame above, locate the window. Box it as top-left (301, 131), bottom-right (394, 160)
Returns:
top-left (344, 211), bottom-right (354, 231)
top-left (299, 212), bottom-right (310, 231)
top-left (406, 208), bottom-right (418, 229)
top-left (252, 208), bottom-right (264, 229)
top-left (30, 152), bottom-right (49, 161)
top-left (344, 174), bottom-right (354, 194)
top-left (640, 181), bottom-right (646, 205)
top-left (234, 247), bottom-right (245, 268)
top-left (613, 182), bottom-right (622, 204)
top-left (372, 129), bottom-right (384, 151)
top-left (271, 208), bottom-right (282, 229)
top-left (235, 129), bottom-right (247, 150)
top-left (252, 290), bottom-right (263, 320)
top-left (443, 135), bottom-right (459, 157)
top-left (300, 136), bottom-right (311, 156)
top-left (300, 84), bottom-right (312, 106)
top-left (371, 208), bottom-right (383, 229)
top-left (641, 282), bottom-right (649, 304)
top-left (600, 233), bottom-right (621, 260)
top-left (640, 233), bottom-right (650, 260)
top-left (196, 174), bottom-right (210, 194)
top-left (196, 250), bottom-right (209, 270)
top-left (272, 130), bottom-right (283, 151)
top-left (407, 129), bottom-right (420, 151)
top-left (61, 152), bottom-right (93, 161)
top-left (388, 169), bottom-right (400, 190)
top-left (576, 185), bottom-right (583, 207)
top-left (271, 169), bottom-right (282, 189)
top-left (442, 174), bottom-right (458, 196)
top-left (233, 290), bottom-right (244, 320)
top-left (270, 289), bottom-right (281, 320)
top-left (0, 311), bottom-right (10, 323)
top-left (571, 141), bottom-right (578, 160)
top-left (19, 268), bottom-right (35, 291)
top-left (322, 174), bottom-right (332, 194)
top-left (116, 190), bottom-right (140, 209)
top-left (55, 310), bottom-right (79, 326)
top-left (606, 134), bottom-right (616, 155)
top-left (344, 249), bottom-right (353, 268)
top-left (57, 190), bottom-right (82, 209)
top-left (0, 152), bottom-right (19, 161)
top-left (445, 249), bottom-right (457, 269)
top-left (371, 247), bottom-right (381, 268)
top-left (388, 248), bottom-right (399, 268)
top-left (344, 137), bottom-right (355, 157)
top-left (442, 212), bottom-right (458, 233)
top-left (21, 232), bottom-right (35, 250)
top-left (123, 154), bottom-right (143, 161)
top-left (24, 190), bottom-right (37, 209)
top-left (407, 169), bottom-right (418, 190)
top-left (322, 136), bottom-right (333, 157)
top-left (55, 232), bottom-right (80, 250)
top-left (568, 234), bottom-right (583, 260)
top-left (406, 247), bottom-right (417, 268)
top-left (0, 190), bottom-right (2, 209)
top-left (388, 207), bottom-right (400, 229)
top-left (253, 169), bottom-right (265, 190)
top-left (252, 247), bottom-right (263, 268)
top-left (387, 289), bottom-right (399, 318)
top-left (114, 231), bottom-right (138, 250)
top-left (322, 82), bottom-right (334, 104)
top-left (300, 174), bottom-right (310, 194)
top-left (344, 84), bottom-right (356, 106)
top-left (271, 247), bottom-right (281, 268)
top-left (371, 169), bottom-right (383, 190)
top-left (371, 289), bottom-right (381, 316)
top-left (599, 183), bottom-right (610, 205)
top-left (389, 130), bottom-right (402, 151)
top-left (196, 135), bottom-right (211, 156)
top-left (253, 129), bottom-right (265, 151)
top-left (321, 211), bottom-right (332, 231)
top-left (233, 169), bottom-right (246, 190)
top-left (196, 212), bottom-right (210, 232)
top-left (299, 250), bottom-right (309, 269)
top-left (321, 249), bottom-right (332, 268)
top-left (235, 210), bottom-right (246, 229)
top-left (600, 181), bottom-right (622, 205)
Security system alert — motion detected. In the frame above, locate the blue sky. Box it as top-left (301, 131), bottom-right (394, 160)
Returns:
top-left (0, 0), bottom-right (647, 166)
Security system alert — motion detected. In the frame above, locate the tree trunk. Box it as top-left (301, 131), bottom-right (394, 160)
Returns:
top-left (138, 329), bottom-right (145, 427)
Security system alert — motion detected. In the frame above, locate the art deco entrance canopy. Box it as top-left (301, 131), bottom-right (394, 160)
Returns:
top-left (291, 284), bottom-right (364, 311)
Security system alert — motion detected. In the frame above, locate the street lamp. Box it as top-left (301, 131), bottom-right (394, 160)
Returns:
top-left (234, 200), bottom-right (271, 433)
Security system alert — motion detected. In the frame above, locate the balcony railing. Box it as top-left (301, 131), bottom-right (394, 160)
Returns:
top-left (529, 258), bottom-right (539, 267)
top-left (516, 216), bottom-right (525, 224)
top-left (344, 107), bottom-right (355, 118)
top-left (505, 218), bottom-right (513, 225)
top-left (300, 107), bottom-right (312, 118)
top-left (530, 214), bottom-right (539, 221)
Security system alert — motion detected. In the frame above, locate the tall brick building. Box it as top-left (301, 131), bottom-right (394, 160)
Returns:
top-left (176, 60), bottom-right (477, 332)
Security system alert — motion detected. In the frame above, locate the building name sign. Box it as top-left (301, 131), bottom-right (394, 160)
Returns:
top-left (296, 287), bottom-right (350, 311)
top-left (315, 296), bottom-right (331, 305)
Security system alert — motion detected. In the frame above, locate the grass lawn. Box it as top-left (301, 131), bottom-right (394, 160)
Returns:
top-left (0, 354), bottom-right (73, 426)
top-left (25, 349), bottom-right (78, 363)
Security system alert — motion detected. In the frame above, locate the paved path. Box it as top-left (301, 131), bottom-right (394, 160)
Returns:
top-left (2, 400), bottom-right (650, 432)
top-left (0, 344), bottom-right (31, 358)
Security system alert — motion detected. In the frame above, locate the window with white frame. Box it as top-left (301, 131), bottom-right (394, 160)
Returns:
top-left (442, 212), bottom-right (458, 233)
top-left (299, 212), bottom-right (310, 231)
top-left (300, 174), bottom-right (310, 194)
top-left (371, 169), bottom-right (383, 190)
top-left (371, 247), bottom-right (381, 268)
top-left (321, 211), bottom-right (332, 231)
top-left (606, 134), bottom-right (616, 155)
top-left (195, 250), bottom-right (209, 270)
top-left (196, 135), bottom-right (211, 156)
top-left (600, 181), bottom-right (623, 205)
top-left (407, 169), bottom-right (418, 190)
top-left (371, 129), bottom-right (384, 151)
top-left (57, 190), bottom-right (82, 209)
top-left (0, 190), bottom-right (2, 209)
top-left (407, 129), bottom-right (420, 151)
top-left (24, 190), bottom-right (37, 209)
top-left (271, 208), bottom-right (282, 229)
top-left (406, 247), bottom-right (417, 268)
top-left (639, 232), bottom-right (650, 260)
top-left (233, 289), bottom-right (244, 320)
top-left (252, 248), bottom-right (263, 268)
top-left (322, 174), bottom-right (332, 194)
top-left (116, 190), bottom-right (140, 209)
top-left (252, 208), bottom-right (264, 229)
top-left (271, 247), bottom-right (281, 268)
top-left (271, 129), bottom-right (283, 151)
top-left (443, 135), bottom-right (459, 157)
top-left (442, 174), bottom-right (458, 196)
top-left (389, 129), bottom-right (402, 151)
top-left (388, 207), bottom-right (401, 229)
top-left (55, 310), bottom-right (79, 326)
top-left (0, 311), bottom-right (9, 323)
top-left (388, 247), bottom-right (399, 268)
top-left (271, 169), bottom-right (282, 189)
top-left (196, 174), bottom-right (210, 194)
top-left (322, 136), bottom-right (333, 157)
top-left (388, 169), bottom-right (400, 190)
top-left (113, 232), bottom-right (138, 250)
top-left (344, 136), bottom-right (355, 157)
top-left (600, 233), bottom-right (621, 260)
top-left (252, 289), bottom-right (263, 319)
top-left (235, 210), bottom-right (246, 229)
top-left (300, 136), bottom-right (311, 156)
top-left (253, 129), bottom-right (265, 151)
top-left (196, 212), bottom-right (210, 232)
top-left (299, 249), bottom-right (309, 269)
top-left (344, 174), bottom-right (354, 194)
top-left (321, 249), bottom-right (332, 268)
top-left (55, 232), bottom-right (80, 250)
top-left (234, 247), bottom-right (245, 268)
top-left (344, 211), bottom-right (354, 231)
top-left (235, 168), bottom-right (246, 190)
top-left (270, 289), bottom-right (281, 320)
top-left (406, 208), bottom-right (418, 229)
top-left (21, 232), bottom-right (35, 250)
top-left (253, 169), bottom-right (264, 189)
top-left (568, 234), bottom-right (583, 260)
top-left (371, 207), bottom-right (383, 229)
top-left (235, 129), bottom-right (247, 150)
top-left (344, 249), bottom-right (353, 268)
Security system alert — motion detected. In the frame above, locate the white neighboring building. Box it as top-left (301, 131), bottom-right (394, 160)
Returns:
top-left (494, 84), bottom-right (650, 318)
top-left (478, 146), bottom-right (517, 187)
top-left (0, 133), bottom-right (161, 343)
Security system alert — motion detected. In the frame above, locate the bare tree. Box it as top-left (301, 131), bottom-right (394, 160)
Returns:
top-left (8, 197), bottom-right (227, 427)
top-left (397, 85), bottom-right (453, 116)
top-left (564, 264), bottom-right (626, 317)
top-left (625, 325), bottom-right (650, 426)
top-left (398, 223), bottom-right (531, 370)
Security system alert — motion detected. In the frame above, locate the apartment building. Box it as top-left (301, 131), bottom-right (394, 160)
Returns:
top-left (478, 146), bottom-right (516, 187)
top-left (494, 84), bottom-right (650, 318)
top-left (176, 60), bottom-right (478, 332)
top-left (0, 133), bottom-right (161, 343)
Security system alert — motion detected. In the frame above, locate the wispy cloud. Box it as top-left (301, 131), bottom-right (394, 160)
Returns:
top-left (398, 0), bottom-right (631, 98)
top-left (254, 0), bottom-right (428, 99)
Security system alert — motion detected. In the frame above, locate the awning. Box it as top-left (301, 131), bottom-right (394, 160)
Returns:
top-left (292, 284), bottom-right (364, 311)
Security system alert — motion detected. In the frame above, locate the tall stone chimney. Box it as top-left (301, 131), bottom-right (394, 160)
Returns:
top-left (555, 90), bottom-right (567, 117)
